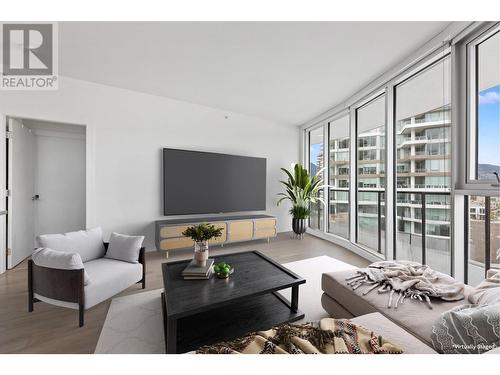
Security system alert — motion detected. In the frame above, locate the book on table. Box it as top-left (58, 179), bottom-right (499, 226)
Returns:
top-left (183, 268), bottom-right (213, 280)
top-left (182, 258), bottom-right (214, 279)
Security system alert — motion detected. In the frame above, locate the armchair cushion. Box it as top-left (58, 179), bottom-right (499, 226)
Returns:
top-left (104, 232), bottom-right (144, 264)
top-left (37, 227), bottom-right (106, 262)
top-left (83, 258), bottom-right (142, 309)
top-left (32, 247), bottom-right (90, 285)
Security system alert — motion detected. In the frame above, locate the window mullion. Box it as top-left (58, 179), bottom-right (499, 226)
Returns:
top-left (484, 196), bottom-right (491, 276)
top-left (349, 109), bottom-right (357, 245)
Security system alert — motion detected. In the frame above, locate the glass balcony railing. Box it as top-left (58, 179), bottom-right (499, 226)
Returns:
top-left (396, 192), bottom-right (452, 275)
top-left (357, 190), bottom-right (386, 255)
top-left (328, 188), bottom-right (350, 240)
top-left (466, 196), bottom-right (500, 286)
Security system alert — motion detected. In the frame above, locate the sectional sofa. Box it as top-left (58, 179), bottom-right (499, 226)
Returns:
top-left (322, 268), bottom-right (500, 354)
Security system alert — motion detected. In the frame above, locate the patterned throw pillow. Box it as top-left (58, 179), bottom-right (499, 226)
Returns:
top-left (431, 303), bottom-right (500, 354)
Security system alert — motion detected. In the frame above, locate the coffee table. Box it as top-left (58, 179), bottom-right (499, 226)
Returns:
top-left (161, 250), bottom-right (305, 353)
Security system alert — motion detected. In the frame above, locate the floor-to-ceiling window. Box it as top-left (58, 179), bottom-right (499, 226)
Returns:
top-left (302, 23), bottom-right (497, 282)
top-left (463, 24), bottom-right (500, 285)
top-left (308, 126), bottom-right (324, 230)
top-left (328, 115), bottom-right (350, 239)
top-left (355, 95), bottom-right (386, 255)
top-left (394, 56), bottom-right (452, 274)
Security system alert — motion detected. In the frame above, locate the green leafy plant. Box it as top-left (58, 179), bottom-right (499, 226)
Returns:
top-left (276, 164), bottom-right (326, 218)
top-left (289, 204), bottom-right (311, 220)
top-left (182, 223), bottom-right (223, 243)
top-left (213, 262), bottom-right (233, 278)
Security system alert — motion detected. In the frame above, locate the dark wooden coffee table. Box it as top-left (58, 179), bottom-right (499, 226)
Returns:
top-left (161, 250), bottom-right (305, 353)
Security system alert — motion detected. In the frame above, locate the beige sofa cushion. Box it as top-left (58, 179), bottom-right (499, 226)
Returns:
top-left (351, 312), bottom-right (436, 354)
top-left (322, 269), bottom-right (474, 346)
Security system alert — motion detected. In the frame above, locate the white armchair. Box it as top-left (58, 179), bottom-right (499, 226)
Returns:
top-left (28, 227), bottom-right (145, 327)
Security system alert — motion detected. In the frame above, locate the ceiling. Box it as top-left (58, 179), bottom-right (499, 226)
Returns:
top-left (59, 22), bottom-right (450, 125)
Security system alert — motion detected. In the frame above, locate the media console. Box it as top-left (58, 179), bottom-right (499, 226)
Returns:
top-left (155, 214), bottom-right (277, 257)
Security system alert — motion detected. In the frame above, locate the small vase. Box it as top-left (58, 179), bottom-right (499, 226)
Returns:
top-left (194, 240), bottom-right (209, 266)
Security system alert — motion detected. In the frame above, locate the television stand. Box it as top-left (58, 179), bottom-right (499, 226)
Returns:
top-left (155, 214), bottom-right (276, 257)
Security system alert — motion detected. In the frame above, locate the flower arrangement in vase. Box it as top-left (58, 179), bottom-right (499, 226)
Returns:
top-left (182, 223), bottom-right (223, 266)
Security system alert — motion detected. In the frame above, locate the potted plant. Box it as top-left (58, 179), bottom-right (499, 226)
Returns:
top-left (182, 223), bottom-right (223, 266)
top-left (277, 164), bottom-right (325, 238)
top-left (289, 204), bottom-right (310, 238)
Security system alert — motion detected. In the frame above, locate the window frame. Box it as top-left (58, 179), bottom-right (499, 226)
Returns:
top-left (327, 112), bottom-right (351, 240)
top-left (456, 22), bottom-right (500, 192)
top-left (392, 52), bottom-right (454, 275)
top-left (354, 91), bottom-right (387, 256)
top-left (306, 123), bottom-right (327, 231)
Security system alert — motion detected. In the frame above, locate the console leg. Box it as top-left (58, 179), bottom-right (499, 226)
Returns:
top-left (165, 251), bottom-right (169, 259)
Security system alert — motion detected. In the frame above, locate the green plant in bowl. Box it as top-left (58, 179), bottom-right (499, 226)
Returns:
top-left (213, 262), bottom-right (233, 279)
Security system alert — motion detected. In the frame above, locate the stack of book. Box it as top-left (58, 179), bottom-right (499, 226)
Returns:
top-left (181, 258), bottom-right (214, 280)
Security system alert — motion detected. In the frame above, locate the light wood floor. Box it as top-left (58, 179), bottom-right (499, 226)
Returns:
top-left (0, 232), bottom-right (368, 354)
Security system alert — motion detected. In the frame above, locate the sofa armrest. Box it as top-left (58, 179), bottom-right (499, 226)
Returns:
top-left (28, 259), bottom-right (85, 305)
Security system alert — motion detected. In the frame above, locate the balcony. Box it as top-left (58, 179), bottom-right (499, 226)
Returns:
top-left (397, 119), bottom-right (451, 134)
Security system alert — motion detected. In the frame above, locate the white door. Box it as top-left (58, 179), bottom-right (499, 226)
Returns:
top-left (0, 114), bottom-right (6, 274)
top-left (34, 131), bottom-right (86, 236)
top-left (7, 118), bottom-right (36, 268)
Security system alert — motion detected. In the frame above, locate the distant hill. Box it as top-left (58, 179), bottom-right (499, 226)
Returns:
top-left (478, 164), bottom-right (500, 180)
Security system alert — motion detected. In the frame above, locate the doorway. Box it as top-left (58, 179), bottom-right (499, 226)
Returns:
top-left (2, 117), bottom-right (86, 270)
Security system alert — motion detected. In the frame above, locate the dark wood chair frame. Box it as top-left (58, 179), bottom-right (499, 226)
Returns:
top-left (28, 243), bottom-right (146, 327)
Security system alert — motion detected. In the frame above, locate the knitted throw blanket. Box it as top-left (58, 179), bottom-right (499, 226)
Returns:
top-left (431, 302), bottom-right (500, 354)
top-left (346, 261), bottom-right (465, 309)
top-left (196, 318), bottom-right (403, 354)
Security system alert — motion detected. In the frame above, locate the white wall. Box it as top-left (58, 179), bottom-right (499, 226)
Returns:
top-left (0, 77), bottom-right (299, 250)
top-left (33, 129), bottom-right (86, 237)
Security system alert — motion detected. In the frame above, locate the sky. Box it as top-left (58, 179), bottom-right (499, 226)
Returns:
top-left (478, 84), bottom-right (500, 166)
top-left (310, 143), bottom-right (321, 174)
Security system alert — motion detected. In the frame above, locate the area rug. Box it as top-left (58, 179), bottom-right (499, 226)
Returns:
top-left (94, 255), bottom-right (356, 353)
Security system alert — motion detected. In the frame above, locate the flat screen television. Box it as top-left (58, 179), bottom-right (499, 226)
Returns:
top-left (163, 148), bottom-right (266, 215)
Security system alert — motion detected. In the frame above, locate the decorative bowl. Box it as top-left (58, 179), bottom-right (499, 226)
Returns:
top-left (213, 262), bottom-right (234, 279)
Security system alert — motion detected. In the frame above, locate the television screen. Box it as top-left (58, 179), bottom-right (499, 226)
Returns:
top-left (163, 148), bottom-right (266, 215)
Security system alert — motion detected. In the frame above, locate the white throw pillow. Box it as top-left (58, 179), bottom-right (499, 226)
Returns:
top-left (37, 227), bottom-right (106, 263)
top-left (104, 232), bottom-right (144, 264)
top-left (32, 247), bottom-right (90, 285)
